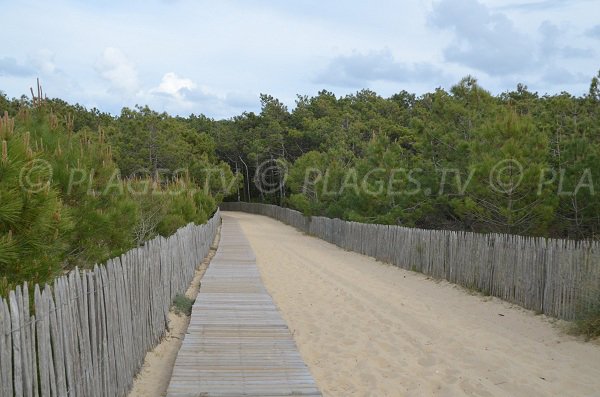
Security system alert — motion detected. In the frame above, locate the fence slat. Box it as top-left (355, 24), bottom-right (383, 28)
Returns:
top-left (1, 298), bottom-right (13, 397)
top-left (0, 210), bottom-right (220, 397)
top-left (34, 286), bottom-right (48, 397)
top-left (9, 289), bottom-right (23, 397)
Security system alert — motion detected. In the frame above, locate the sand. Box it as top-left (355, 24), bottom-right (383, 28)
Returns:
top-left (227, 211), bottom-right (600, 397)
top-left (127, 230), bottom-right (220, 397)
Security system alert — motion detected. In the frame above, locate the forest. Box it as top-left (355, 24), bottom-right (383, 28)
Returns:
top-left (1, 72), bottom-right (599, 292)
top-left (211, 73), bottom-right (600, 240)
top-left (0, 85), bottom-right (236, 294)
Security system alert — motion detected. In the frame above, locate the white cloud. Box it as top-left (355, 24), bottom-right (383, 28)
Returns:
top-left (145, 73), bottom-right (260, 117)
top-left (541, 66), bottom-right (589, 85)
top-left (430, 0), bottom-right (537, 75)
top-left (224, 91), bottom-right (259, 108)
top-left (31, 49), bottom-right (58, 75)
top-left (148, 73), bottom-right (220, 114)
top-left (0, 0), bottom-right (597, 117)
top-left (315, 48), bottom-right (447, 88)
top-left (587, 24), bottom-right (600, 39)
top-left (151, 72), bottom-right (197, 100)
top-left (429, 0), bottom-right (596, 93)
top-left (95, 47), bottom-right (140, 94)
top-left (0, 57), bottom-right (35, 77)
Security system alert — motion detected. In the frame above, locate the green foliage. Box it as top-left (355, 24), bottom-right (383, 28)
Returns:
top-left (172, 293), bottom-right (195, 316)
top-left (0, 94), bottom-right (227, 295)
top-left (217, 72), bottom-right (600, 240)
top-left (571, 288), bottom-right (600, 340)
top-left (0, 110), bottom-right (72, 291)
top-left (449, 110), bottom-right (555, 234)
top-left (108, 106), bottom-right (237, 200)
top-left (3, 71), bottom-right (600, 294)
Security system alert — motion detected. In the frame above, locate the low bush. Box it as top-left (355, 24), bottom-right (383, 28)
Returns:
top-left (172, 294), bottom-right (195, 316)
top-left (571, 289), bottom-right (600, 340)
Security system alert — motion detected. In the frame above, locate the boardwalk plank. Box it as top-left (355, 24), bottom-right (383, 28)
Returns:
top-left (166, 215), bottom-right (321, 397)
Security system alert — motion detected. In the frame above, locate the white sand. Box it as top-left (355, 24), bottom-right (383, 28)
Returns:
top-left (228, 211), bottom-right (600, 397)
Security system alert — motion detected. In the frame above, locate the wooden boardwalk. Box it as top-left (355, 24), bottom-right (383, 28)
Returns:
top-left (166, 215), bottom-right (321, 397)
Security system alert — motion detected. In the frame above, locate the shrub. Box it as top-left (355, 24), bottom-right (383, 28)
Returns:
top-left (172, 294), bottom-right (195, 316)
top-left (571, 289), bottom-right (600, 340)
top-left (1, 97), bottom-right (223, 294)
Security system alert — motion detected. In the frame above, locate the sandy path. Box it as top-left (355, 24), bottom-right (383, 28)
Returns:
top-left (227, 211), bottom-right (600, 397)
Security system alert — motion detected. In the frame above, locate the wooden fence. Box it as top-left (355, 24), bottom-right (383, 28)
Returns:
top-left (221, 202), bottom-right (600, 321)
top-left (0, 210), bottom-right (220, 397)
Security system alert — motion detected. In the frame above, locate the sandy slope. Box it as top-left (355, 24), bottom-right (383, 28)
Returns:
top-left (227, 211), bottom-right (600, 397)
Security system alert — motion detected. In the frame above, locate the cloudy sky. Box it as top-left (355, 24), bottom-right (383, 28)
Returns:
top-left (1, 0), bottom-right (599, 118)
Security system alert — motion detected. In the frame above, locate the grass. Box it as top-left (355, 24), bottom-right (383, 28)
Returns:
top-left (172, 294), bottom-right (195, 316)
